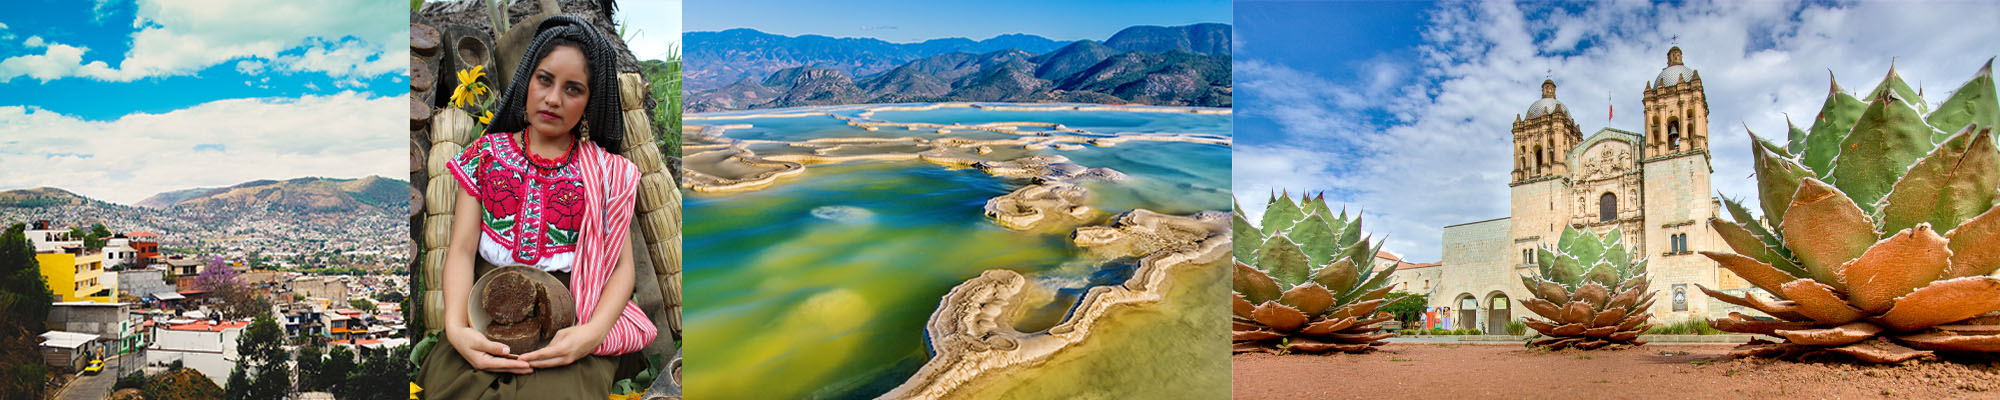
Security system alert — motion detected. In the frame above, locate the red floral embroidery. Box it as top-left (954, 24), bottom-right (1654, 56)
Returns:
top-left (546, 182), bottom-right (586, 230)
top-left (479, 164), bottom-right (523, 218)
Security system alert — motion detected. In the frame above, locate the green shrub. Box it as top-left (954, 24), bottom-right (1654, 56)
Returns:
top-left (1644, 318), bottom-right (1722, 335)
top-left (1506, 320), bottom-right (1529, 336)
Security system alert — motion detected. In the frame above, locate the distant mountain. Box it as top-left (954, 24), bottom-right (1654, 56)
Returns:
top-left (1102, 23), bottom-right (1232, 55)
top-left (688, 24), bottom-right (1232, 112)
top-left (0, 187), bottom-right (97, 208)
top-left (135, 176), bottom-right (409, 214)
top-left (684, 28), bottom-right (1072, 92)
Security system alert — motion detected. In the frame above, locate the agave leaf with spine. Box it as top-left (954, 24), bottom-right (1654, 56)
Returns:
top-left (1233, 192), bottom-right (1404, 354)
top-left (1706, 59), bottom-right (2000, 363)
top-left (1519, 226), bottom-right (1654, 350)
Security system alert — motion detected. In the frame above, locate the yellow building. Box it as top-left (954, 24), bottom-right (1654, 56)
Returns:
top-left (37, 252), bottom-right (115, 302)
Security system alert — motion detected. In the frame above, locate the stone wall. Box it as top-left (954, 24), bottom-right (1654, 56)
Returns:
top-left (1434, 217), bottom-right (1516, 330)
top-left (1640, 152), bottom-right (1726, 323)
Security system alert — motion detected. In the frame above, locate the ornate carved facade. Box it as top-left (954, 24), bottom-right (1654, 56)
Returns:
top-left (1425, 47), bottom-right (1747, 331)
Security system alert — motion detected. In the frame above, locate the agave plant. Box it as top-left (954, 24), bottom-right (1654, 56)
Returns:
top-left (1232, 192), bottom-right (1403, 354)
top-left (1517, 226), bottom-right (1654, 350)
top-left (1702, 59), bottom-right (2000, 363)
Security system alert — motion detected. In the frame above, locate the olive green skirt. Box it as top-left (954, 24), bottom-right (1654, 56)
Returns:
top-left (417, 334), bottom-right (620, 400)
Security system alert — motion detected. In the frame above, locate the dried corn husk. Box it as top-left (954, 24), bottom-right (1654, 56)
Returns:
top-left (424, 290), bottom-right (445, 333)
top-left (649, 236), bottom-right (681, 275)
top-left (660, 272), bottom-right (680, 307)
top-left (618, 73), bottom-right (645, 111)
top-left (636, 173), bottom-right (678, 213)
top-left (425, 175), bottom-right (462, 215)
top-left (622, 109), bottom-right (654, 148)
top-left (423, 250), bottom-right (449, 290)
top-left (427, 142), bottom-right (465, 176)
top-left (432, 108), bottom-right (478, 146)
top-left (623, 142), bottom-right (664, 175)
top-left (423, 214), bottom-right (457, 246)
top-left (637, 209), bottom-right (677, 244)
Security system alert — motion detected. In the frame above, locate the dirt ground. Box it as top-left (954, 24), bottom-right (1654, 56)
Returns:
top-left (1233, 342), bottom-right (2000, 399)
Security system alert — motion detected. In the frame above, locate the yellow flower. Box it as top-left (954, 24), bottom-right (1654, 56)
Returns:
top-left (607, 393), bottom-right (639, 400)
top-left (410, 382), bottom-right (422, 399)
top-left (478, 110), bottom-right (493, 125)
top-left (449, 65), bottom-right (487, 109)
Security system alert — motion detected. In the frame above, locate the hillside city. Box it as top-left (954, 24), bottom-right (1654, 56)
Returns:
top-left (1, 193), bottom-right (413, 399)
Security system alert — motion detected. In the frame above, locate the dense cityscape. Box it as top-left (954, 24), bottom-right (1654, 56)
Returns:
top-left (0, 186), bottom-right (414, 400)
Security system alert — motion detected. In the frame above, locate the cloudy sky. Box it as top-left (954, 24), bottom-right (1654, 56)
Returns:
top-left (0, 0), bottom-right (409, 204)
top-left (1235, 0), bottom-right (2000, 262)
top-left (686, 0), bottom-right (1229, 42)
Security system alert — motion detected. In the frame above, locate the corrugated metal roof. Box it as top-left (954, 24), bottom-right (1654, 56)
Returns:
top-left (39, 331), bottom-right (99, 349)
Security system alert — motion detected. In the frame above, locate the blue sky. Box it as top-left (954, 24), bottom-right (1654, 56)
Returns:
top-left (686, 0), bottom-right (1230, 42)
top-left (1235, 0), bottom-right (2000, 261)
top-left (0, 0), bottom-right (409, 204)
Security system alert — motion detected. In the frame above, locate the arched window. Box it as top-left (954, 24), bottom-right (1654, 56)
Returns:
top-left (1534, 145), bottom-right (1545, 168)
top-left (1599, 193), bottom-right (1617, 222)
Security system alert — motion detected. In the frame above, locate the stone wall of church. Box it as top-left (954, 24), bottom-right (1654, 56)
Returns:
top-left (1510, 178), bottom-right (1569, 270)
top-left (1434, 218), bottom-right (1519, 331)
top-left (1639, 153), bottom-right (1726, 323)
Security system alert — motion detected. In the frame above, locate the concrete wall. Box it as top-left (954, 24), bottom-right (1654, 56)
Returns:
top-left (151, 328), bottom-right (240, 384)
top-left (49, 303), bottom-right (130, 340)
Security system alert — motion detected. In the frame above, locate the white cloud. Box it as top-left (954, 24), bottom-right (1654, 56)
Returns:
top-left (618, 0), bottom-right (684, 61)
top-left (0, 0), bottom-right (406, 83)
top-left (0, 42), bottom-right (124, 82)
top-left (270, 38), bottom-right (406, 79)
top-left (23, 36), bottom-right (43, 48)
top-left (234, 59), bottom-right (264, 74)
top-left (0, 92), bottom-right (405, 204)
top-left (1236, 0), bottom-right (2000, 261)
top-left (91, 0), bottom-right (123, 24)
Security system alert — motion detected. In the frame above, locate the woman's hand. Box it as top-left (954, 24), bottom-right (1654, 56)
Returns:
top-left (517, 325), bottom-right (605, 369)
top-left (447, 325), bottom-right (534, 375)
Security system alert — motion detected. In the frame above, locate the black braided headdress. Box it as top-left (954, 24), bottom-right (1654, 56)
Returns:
top-left (484, 15), bottom-right (623, 154)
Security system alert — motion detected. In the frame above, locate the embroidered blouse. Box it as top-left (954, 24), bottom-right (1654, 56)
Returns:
top-left (448, 133), bottom-right (589, 272)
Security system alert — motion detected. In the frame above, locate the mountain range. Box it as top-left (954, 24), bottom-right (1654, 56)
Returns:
top-left (1, 176), bottom-right (408, 215)
top-left (134, 176), bottom-right (407, 213)
top-left (686, 23), bottom-right (1232, 111)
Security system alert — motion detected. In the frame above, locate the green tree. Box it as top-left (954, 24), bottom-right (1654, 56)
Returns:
top-left (342, 345), bottom-right (411, 400)
top-left (349, 298), bottom-right (377, 314)
top-left (0, 224), bottom-right (52, 400)
top-left (319, 345), bottom-right (356, 393)
top-left (0, 224), bottom-right (51, 328)
top-left (1381, 292), bottom-right (1430, 327)
top-left (224, 313), bottom-right (289, 400)
top-left (295, 344), bottom-right (325, 392)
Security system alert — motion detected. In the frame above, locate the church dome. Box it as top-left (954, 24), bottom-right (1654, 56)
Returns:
top-left (1526, 98), bottom-right (1564, 119)
top-left (1656, 65), bottom-right (1696, 86)
top-left (1655, 46), bottom-right (1696, 86)
top-left (1526, 79), bottom-right (1564, 118)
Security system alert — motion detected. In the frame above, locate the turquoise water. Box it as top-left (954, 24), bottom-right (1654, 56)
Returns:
top-left (683, 105), bottom-right (1230, 399)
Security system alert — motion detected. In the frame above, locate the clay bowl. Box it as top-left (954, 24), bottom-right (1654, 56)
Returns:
top-left (469, 265), bottom-right (576, 355)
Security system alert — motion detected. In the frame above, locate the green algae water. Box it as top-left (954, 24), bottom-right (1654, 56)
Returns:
top-left (684, 104), bottom-right (1230, 399)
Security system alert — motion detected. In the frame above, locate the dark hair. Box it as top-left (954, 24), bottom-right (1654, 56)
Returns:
top-left (485, 15), bottom-right (623, 154)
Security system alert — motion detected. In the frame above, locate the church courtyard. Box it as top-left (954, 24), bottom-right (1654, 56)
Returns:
top-left (1233, 343), bottom-right (2000, 399)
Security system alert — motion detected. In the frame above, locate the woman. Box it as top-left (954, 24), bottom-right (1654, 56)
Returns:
top-left (418, 15), bottom-right (655, 399)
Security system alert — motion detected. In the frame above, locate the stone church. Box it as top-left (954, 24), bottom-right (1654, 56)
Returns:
top-left (1393, 47), bottom-right (1757, 333)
